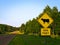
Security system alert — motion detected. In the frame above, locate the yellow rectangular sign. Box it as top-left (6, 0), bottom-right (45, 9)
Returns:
top-left (41, 28), bottom-right (51, 36)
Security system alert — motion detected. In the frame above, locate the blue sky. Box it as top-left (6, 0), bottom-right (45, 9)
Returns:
top-left (0, 0), bottom-right (60, 27)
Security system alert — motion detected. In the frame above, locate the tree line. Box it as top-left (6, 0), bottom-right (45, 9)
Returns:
top-left (19, 5), bottom-right (60, 35)
top-left (0, 5), bottom-right (60, 35)
top-left (0, 24), bottom-right (19, 34)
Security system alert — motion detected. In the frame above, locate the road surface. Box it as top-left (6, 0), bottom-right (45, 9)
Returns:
top-left (0, 34), bottom-right (15, 45)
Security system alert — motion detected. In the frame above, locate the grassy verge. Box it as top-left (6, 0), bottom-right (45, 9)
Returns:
top-left (8, 35), bottom-right (60, 45)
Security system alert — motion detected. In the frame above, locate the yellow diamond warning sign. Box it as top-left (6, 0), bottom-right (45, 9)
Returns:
top-left (38, 13), bottom-right (53, 28)
top-left (41, 28), bottom-right (51, 36)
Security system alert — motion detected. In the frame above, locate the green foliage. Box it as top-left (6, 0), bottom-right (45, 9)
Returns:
top-left (8, 35), bottom-right (60, 45)
top-left (24, 18), bottom-right (41, 34)
top-left (0, 24), bottom-right (18, 34)
top-left (19, 5), bottom-right (60, 35)
top-left (0, 5), bottom-right (60, 35)
top-left (19, 23), bottom-right (25, 32)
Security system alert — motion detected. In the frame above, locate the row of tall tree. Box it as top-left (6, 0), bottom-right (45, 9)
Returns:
top-left (0, 5), bottom-right (60, 34)
top-left (0, 24), bottom-right (18, 34)
top-left (19, 5), bottom-right (60, 35)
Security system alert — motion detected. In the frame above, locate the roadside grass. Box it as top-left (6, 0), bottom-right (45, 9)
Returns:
top-left (8, 35), bottom-right (60, 45)
top-left (5, 31), bottom-right (24, 34)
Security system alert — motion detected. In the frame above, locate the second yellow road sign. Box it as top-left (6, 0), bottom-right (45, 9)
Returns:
top-left (41, 28), bottom-right (51, 36)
